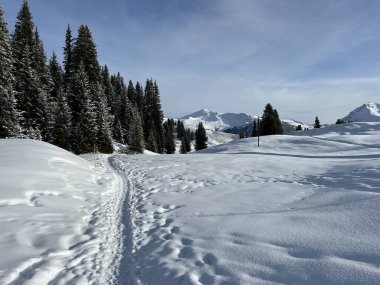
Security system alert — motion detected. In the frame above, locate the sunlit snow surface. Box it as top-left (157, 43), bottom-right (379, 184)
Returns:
top-left (0, 140), bottom-right (121, 284)
top-left (112, 122), bottom-right (380, 285)
top-left (1, 122), bottom-right (380, 284)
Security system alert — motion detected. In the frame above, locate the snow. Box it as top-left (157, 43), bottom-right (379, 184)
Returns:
top-left (1, 122), bottom-right (380, 284)
top-left (342, 102), bottom-right (380, 122)
top-left (0, 139), bottom-right (122, 284)
top-left (111, 122), bottom-right (380, 284)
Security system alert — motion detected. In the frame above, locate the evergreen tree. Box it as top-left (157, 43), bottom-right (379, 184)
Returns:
top-left (135, 81), bottom-right (144, 112)
top-left (314, 116), bottom-right (321, 128)
top-left (70, 62), bottom-right (97, 154)
top-left (195, 122), bottom-right (208, 150)
top-left (184, 130), bottom-right (191, 152)
top-left (127, 80), bottom-right (136, 103)
top-left (72, 25), bottom-right (101, 85)
top-left (11, 0), bottom-right (35, 77)
top-left (0, 5), bottom-right (20, 138)
top-left (260, 103), bottom-right (283, 136)
top-left (296, 125), bottom-right (302, 131)
top-left (128, 108), bottom-right (144, 153)
top-left (94, 84), bottom-right (113, 153)
top-left (14, 45), bottom-right (47, 138)
top-left (52, 88), bottom-right (71, 150)
top-left (143, 79), bottom-right (164, 153)
top-left (62, 25), bottom-right (74, 92)
top-left (49, 52), bottom-right (62, 101)
top-left (180, 136), bottom-right (187, 154)
top-left (101, 65), bottom-right (114, 108)
top-left (146, 128), bottom-right (158, 153)
top-left (164, 119), bottom-right (176, 154)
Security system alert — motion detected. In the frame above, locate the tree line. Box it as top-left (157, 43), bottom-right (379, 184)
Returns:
top-left (0, 1), bottom-right (165, 154)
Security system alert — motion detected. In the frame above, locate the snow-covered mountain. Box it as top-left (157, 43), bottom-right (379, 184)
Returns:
top-left (181, 109), bottom-right (311, 134)
top-left (181, 109), bottom-right (253, 131)
top-left (342, 102), bottom-right (380, 122)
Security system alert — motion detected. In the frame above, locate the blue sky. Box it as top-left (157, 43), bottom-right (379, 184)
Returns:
top-left (2, 0), bottom-right (380, 123)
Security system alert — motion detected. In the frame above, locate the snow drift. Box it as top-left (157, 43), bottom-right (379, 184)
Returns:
top-left (0, 139), bottom-right (118, 284)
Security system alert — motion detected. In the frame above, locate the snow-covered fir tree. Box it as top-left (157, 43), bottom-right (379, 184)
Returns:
top-left (52, 88), bottom-right (71, 150)
top-left (0, 6), bottom-right (20, 138)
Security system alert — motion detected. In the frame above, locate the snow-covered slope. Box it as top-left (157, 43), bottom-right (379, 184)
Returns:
top-left (181, 109), bottom-right (253, 131)
top-left (342, 102), bottom-right (380, 122)
top-left (282, 119), bottom-right (312, 131)
top-left (110, 121), bottom-right (380, 285)
top-left (0, 139), bottom-right (120, 284)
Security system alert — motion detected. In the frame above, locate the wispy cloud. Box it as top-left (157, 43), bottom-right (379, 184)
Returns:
top-left (2, 0), bottom-right (380, 122)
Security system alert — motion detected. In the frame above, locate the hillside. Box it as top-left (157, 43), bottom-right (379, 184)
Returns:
top-left (1, 122), bottom-right (380, 284)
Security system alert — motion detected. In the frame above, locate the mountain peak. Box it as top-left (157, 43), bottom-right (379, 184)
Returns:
top-left (342, 102), bottom-right (380, 122)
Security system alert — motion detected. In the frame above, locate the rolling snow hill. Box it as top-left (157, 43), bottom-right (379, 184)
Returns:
top-left (1, 122), bottom-right (380, 284)
top-left (342, 102), bottom-right (380, 122)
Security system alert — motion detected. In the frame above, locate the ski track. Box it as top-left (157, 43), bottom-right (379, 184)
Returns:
top-left (108, 155), bottom-right (139, 285)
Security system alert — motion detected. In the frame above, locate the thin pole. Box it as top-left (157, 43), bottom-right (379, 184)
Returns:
top-left (257, 117), bottom-right (260, 147)
top-left (93, 144), bottom-right (96, 167)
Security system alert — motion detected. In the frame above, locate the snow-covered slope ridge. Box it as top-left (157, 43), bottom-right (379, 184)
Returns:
top-left (342, 102), bottom-right (380, 122)
top-left (181, 109), bottom-right (253, 131)
top-left (0, 139), bottom-right (120, 284)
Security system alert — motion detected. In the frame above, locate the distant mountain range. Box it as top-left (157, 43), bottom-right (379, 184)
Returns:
top-left (180, 109), bottom-right (310, 134)
top-left (179, 103), bottom-right (380, 136)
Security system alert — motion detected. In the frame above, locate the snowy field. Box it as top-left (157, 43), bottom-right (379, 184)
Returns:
top-left (1, 122), bottom-right (380, 284)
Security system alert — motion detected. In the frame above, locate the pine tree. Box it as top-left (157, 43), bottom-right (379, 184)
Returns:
top-left (101, 65), bottom-right (114, 108)
top-left (195, 122), bottom-right (208, 150)
top-left (164, 119), bottom-right (176, 154)
top-left (11, 0), bottom-right (35, 76)
top-left (314, 116), bottom-right (321, 128)
top-left (70, 62), bottom-right (97, 154)
top-left (128, 108), bottom-right (144, 153)
top-left (94, 84), bottom-right (113, 153)
top-left (143, 79), bottom-right (164, 153)
top-left (0, 5), bottom-right (20, 138)
top-left (72, 25), bottom-right (101, 85)
top-left (62, 25), bottom-right (74, 92)
top-left (49, 52), bottom-right (62, 101)
top-left (135, 81), bottom-right (144, 112)
top-left (261, 103), bottom-right (283, 136)
top-left (15, 45), bottom-right (47, 138)
top-left (296, 125), bottom-right (302, 131)
top-left (180, 136), bottom-right (187, 154)
top-left (146, 128), bottom-right (158, 153)
top-left (52, 88), bottom-right (71, 150)
top-left (273, 109), bottom-right (283, 134)
top-left (127, 80), bottom-right (136, 103)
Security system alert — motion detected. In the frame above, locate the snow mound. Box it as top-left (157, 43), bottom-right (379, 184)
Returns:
top-left (0, 139), bottom-right (116, 284)
top-left (342, 102), bottom-right (380, 122)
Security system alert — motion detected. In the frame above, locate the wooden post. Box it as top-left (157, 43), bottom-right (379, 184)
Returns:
top-left (257, 117), bottom-right (260, 147)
